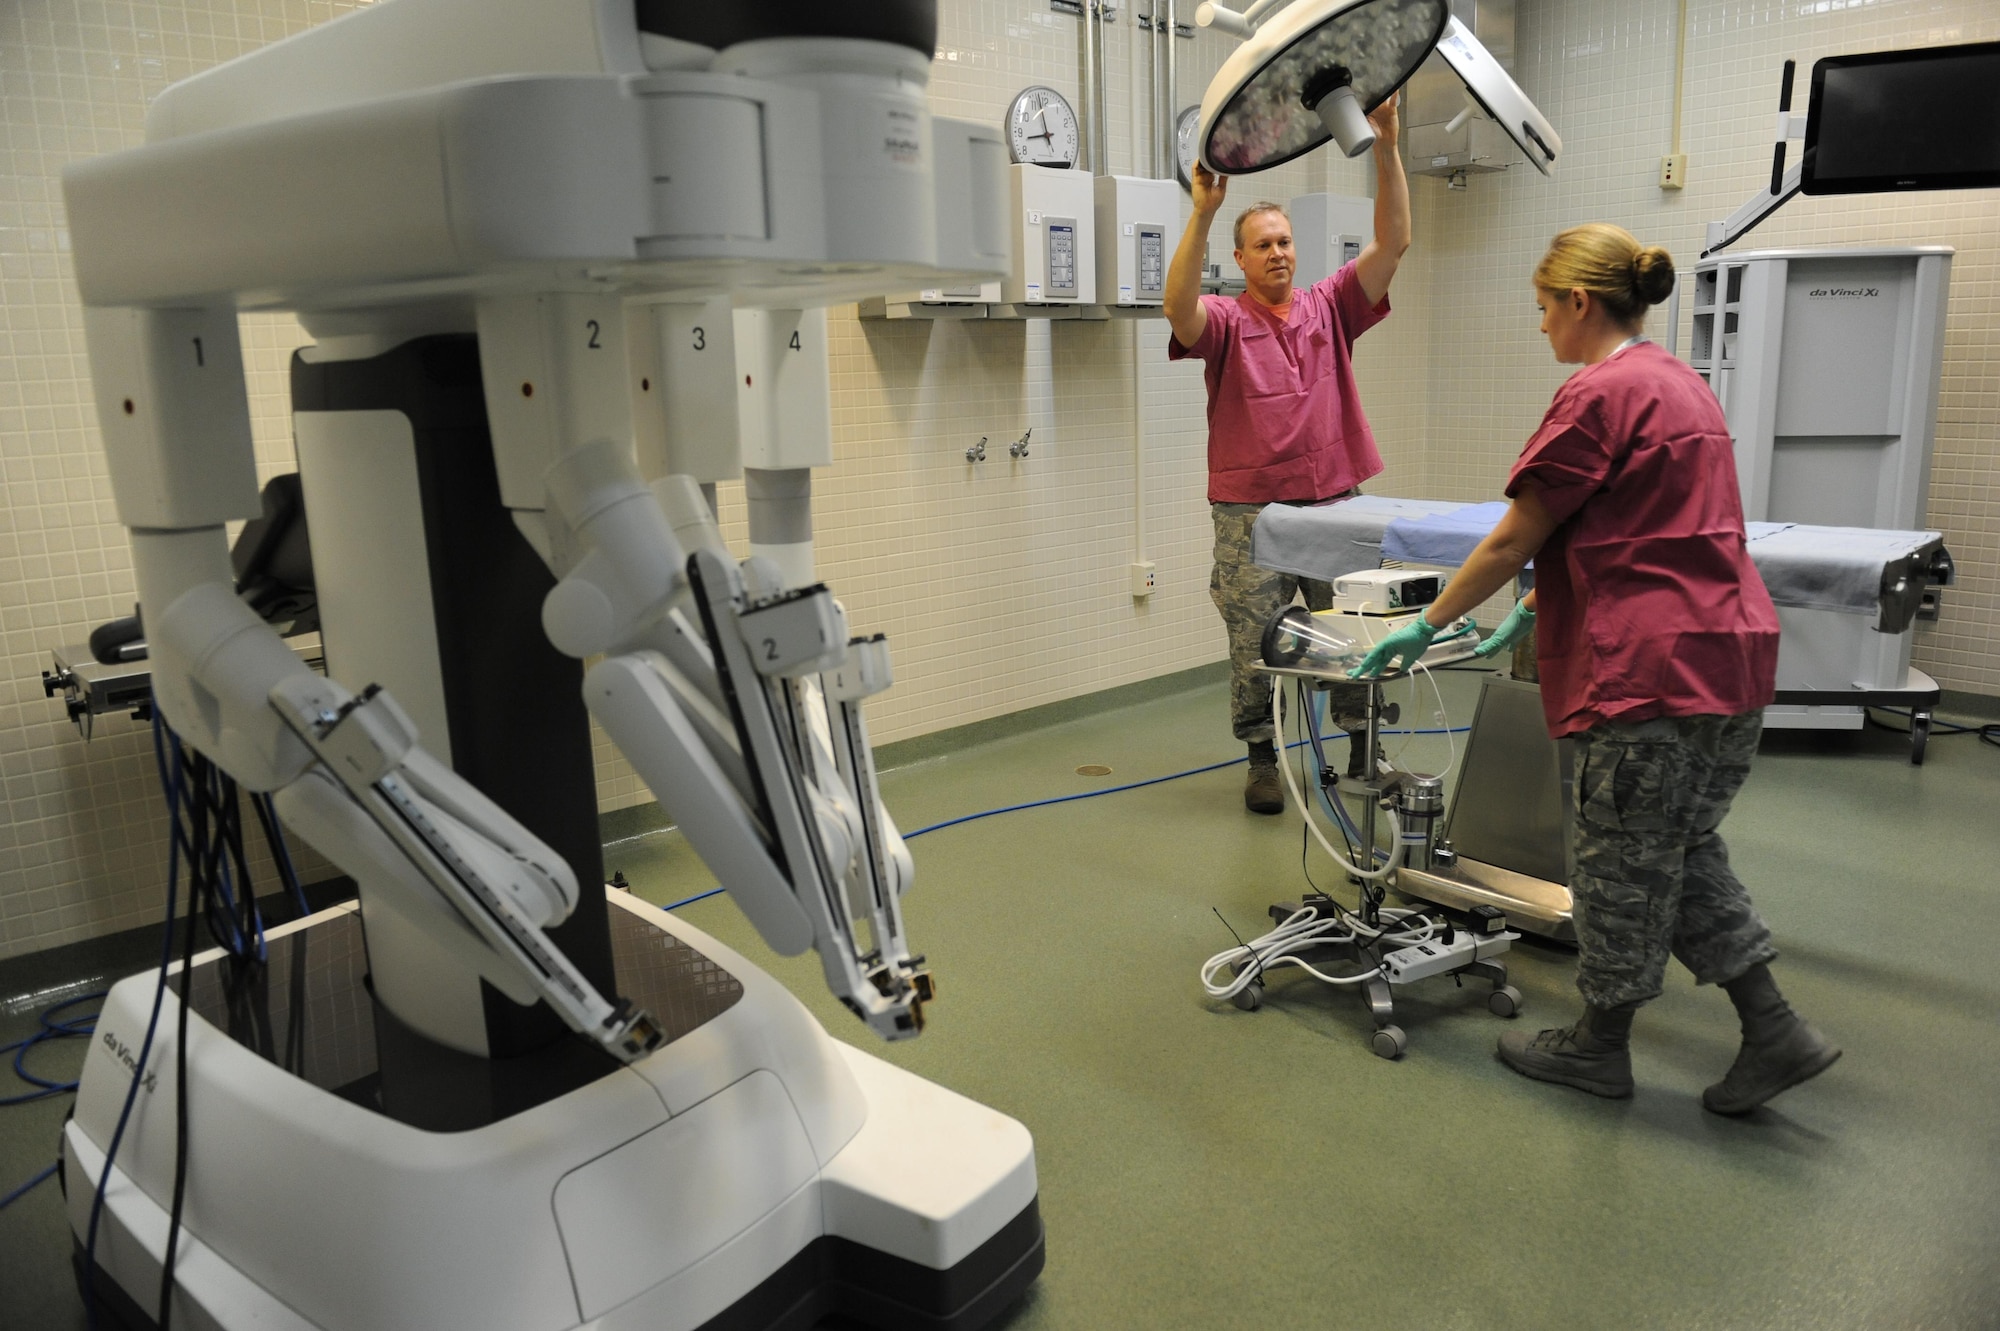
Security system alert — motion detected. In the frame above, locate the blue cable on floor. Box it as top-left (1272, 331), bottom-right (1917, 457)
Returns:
top-left (655, 725), bottom-right (1469, 911)
top-left (0, 1160), bottom-right (58, 1211)
top-left (0, 990), bottom-right (106, 1212)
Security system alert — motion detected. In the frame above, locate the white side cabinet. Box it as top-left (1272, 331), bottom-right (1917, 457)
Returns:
top-left (1686, 245), bottom-right (1952, 730)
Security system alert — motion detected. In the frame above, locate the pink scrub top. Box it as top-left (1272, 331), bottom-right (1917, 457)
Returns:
top-left (1169, 262), bottom-right (1390, 504)
top-left (1506, 340), bottom-right (1779, 739)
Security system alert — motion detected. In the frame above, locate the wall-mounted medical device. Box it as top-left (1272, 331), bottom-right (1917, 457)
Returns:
top-left (1287, 192), bottom-right (1372, 288)
top-left (1705, 39), bottom-right (2000, 256)
top-left (1093, 175), bottom-right (1180, 309)
top-left (1192, 0), bottom-right (1559, 178)
top-left (995, 163), bottom-right (1096, 317)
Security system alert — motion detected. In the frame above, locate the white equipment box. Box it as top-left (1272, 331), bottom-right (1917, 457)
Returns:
top-left (999, 163), bottom-right (1095, 312)
top-left (1287, 192), bottom-right (1373, 288)
top-left (1092, 174), bottom-right (1179, 308)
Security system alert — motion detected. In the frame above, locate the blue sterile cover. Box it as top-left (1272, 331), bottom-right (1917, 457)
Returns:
top-left (1381, 501), bottom-right (1514, 566)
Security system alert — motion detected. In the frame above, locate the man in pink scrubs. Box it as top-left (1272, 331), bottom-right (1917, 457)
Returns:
top-left (1165, 94), bottom-right (1410, 815)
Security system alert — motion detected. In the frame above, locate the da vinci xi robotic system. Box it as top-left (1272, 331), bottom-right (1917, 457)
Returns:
top-left (56, 3), bottom-right (1041, 1329)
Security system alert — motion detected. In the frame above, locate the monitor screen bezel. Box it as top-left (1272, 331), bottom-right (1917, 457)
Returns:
top-left (1801, 39), bottom-right (2000, 196)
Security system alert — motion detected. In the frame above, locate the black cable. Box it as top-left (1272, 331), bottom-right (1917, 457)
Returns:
top-left (85, 710), bottom-right (186, 1331)
top-left (220, 771), bottom-right (265, 961)
top-left (250, 790), bottom-right (311, 920)
top-left (158, 835), bottom-right (199, 1331)
top-left (1866, 705), bottom-right (2000, 749)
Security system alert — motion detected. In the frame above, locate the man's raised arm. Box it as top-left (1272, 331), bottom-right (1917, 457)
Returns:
top-left (1354, 92), bottom-right (1410, 308)
top-left (1167, 163), bottom-right (1227, 351)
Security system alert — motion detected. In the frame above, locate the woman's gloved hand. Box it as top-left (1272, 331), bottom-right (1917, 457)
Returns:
top-left (1348, 615), bottom-right (1440, 678)
top-left (1473, 599), bottom-right (1536, 659)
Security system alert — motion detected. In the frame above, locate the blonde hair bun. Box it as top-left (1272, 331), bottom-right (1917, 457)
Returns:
top-left (1534, 223), bottom-right (1676, 324)
top-left (1632, 246), bottom-right (1676, 306)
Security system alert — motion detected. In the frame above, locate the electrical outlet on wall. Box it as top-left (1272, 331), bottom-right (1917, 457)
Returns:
top-left (1130, 561), bottom-right (1155, 598)
top-left (1659, 153), bottom-right (1688, 190)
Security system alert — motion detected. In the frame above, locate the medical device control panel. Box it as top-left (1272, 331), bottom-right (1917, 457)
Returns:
top-left (1288, 192), bottom-right (1374, 288)
top-left (1002, 163), bottom-right (1096, 309)
top-left (1093, 174), bottom-right (1181, 307)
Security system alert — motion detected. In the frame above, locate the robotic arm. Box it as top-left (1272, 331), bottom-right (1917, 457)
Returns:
top-left (540, 440), bottom-right (930, 1039)
top-left (86, 304), bottom-right (665, 1063)
top-left (68, 11), bottom-right (1001, 1060)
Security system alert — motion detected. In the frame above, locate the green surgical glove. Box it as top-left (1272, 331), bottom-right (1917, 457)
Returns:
top-left (1473, 599), bottom-right (1536, 659)
top-left (1348, 615), bottom-right (1440, 678)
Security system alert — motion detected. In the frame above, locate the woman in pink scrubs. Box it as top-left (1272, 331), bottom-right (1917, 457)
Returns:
top-left (1354, 223), bottom-right (1839, 1115)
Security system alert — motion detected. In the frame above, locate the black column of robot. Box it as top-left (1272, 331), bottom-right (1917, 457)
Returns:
top-left (290, 334), bottom-right (616, 1059)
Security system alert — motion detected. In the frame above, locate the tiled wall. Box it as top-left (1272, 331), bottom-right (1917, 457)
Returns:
top-left (6, 0), bottom-right (1996, 958)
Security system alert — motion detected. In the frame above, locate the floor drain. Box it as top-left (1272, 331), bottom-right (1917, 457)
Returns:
top-left (1075, 765), bottom-right (1113, 777)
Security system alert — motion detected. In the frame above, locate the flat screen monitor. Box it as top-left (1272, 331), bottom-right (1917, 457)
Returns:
top-left (1802, 40), bottom-right (2000, 195)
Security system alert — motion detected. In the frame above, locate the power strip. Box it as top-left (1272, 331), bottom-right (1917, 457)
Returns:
top-left (1379, 930), bottom-right (1518, 984)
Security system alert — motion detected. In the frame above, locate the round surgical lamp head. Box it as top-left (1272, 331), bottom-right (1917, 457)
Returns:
top-left (1198, 0), bottom-right (1449, 175)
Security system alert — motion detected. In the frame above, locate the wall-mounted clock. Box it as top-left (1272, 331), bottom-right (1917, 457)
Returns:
top-left (1007, 85), bottom-right (1080, 168)
top-left (1175, 104), bottom-right (1202, 189)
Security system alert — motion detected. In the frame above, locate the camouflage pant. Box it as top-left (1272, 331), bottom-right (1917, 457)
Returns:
top-left (1570, 711), bottom-right (1778, 1009)
top-left (1210, 502), bottom-right (1371, 744)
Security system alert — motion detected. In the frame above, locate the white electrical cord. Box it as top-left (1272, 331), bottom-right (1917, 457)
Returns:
top-left (1411, 659), bottom-right (1461, 781)
top-left (1200, 903), bottom-right (1445, 1000)
top-left (1273, 685), bottom-right (1402, 882)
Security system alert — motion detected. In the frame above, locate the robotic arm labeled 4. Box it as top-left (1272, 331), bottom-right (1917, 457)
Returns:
top-left (539, 440), bottom-right (930, 1039)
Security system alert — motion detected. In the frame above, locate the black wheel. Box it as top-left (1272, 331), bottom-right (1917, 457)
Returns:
top-left (1370, 1025), bottom-right (1407, 1060)
top-left (1911, 713), bottom-right (1930, 766)
top-left (1488, 985), bottom-right (1522, 1018)
top-left (1231, 964), bottom-right (1264, 1011)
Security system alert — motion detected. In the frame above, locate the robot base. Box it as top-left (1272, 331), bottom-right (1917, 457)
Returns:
top-left (62, 892), bottom-right (1043, 1331)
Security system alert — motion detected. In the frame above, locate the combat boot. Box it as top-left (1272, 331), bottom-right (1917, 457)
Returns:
top-left (1244, 740), bottom-right (1284, 815)
top-left (1703, 963), bottom-right (1840, 1115)
top-left (1496, 1004), bottom-right (1637, 1098)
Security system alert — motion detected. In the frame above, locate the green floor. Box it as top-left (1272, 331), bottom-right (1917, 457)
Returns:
top-left (5, 669), bottom-right (2000, 1328)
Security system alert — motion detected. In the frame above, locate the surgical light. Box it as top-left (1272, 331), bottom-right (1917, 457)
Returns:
top-left (1195, 0), bottom-right (1562, 178)
top-left (1200, 0), bottom-right (1449, 169)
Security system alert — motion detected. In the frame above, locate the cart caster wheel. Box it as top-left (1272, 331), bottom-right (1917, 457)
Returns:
top-left (1231, 968), bottom-right (1264, 1012)
top-left (1370, 1025), bottom-right (1407, 1060)
top-left (1911, 713), bottom-right (1930, 765)
top-left (1488, 985), bottom-right (1522, 1018)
